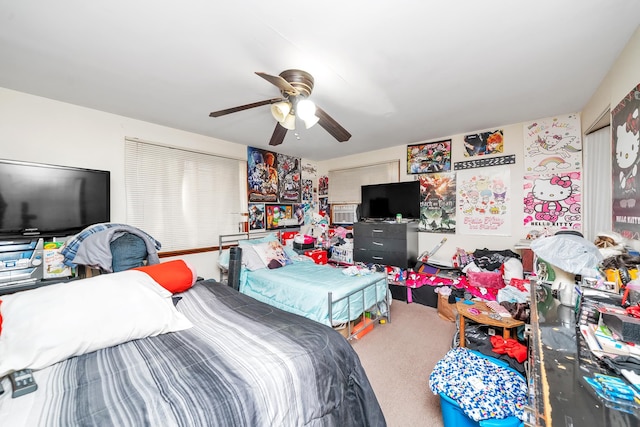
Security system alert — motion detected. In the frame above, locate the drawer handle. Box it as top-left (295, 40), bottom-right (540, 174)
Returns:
top-left (372, 229), bottom-right (384, 233)
top-left (372, 256), bottom-right (384, 260)
top-left (373, 241), bottom-right (384, 246)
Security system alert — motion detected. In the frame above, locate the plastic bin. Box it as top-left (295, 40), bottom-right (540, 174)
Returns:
top-left (438, 350), bottom-right (524, 427)
top-left (439, 393), bottom-right (523, 427)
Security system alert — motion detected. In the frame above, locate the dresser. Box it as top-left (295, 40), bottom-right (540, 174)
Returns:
top-left (353, 221), bottom-right (418, 268)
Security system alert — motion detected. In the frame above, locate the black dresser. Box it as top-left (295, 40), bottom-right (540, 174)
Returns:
top-left (353, 221), bottom-right (418, 268)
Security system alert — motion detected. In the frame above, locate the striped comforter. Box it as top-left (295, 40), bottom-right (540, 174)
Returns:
top-left (0, 281), bottom-right (386, 427)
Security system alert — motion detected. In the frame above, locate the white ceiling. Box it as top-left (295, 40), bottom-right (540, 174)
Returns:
top-left (1, 1), bottom-right (639, 161)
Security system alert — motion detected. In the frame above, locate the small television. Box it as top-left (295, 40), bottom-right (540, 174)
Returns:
top-left (0, 159), bottom-right (110, 238)
top-left (360, 181), bottom-right (420, 221)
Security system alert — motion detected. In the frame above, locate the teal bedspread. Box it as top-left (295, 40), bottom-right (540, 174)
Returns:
top-left (239, 259), bottom-right (387, 326)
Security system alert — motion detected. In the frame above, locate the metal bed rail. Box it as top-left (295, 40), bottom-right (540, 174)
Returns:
top-left (328, 276), bottom-right (391, 340)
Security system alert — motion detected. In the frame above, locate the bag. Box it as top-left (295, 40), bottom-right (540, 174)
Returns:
top-left (437, 292), bottom-right (457, 322)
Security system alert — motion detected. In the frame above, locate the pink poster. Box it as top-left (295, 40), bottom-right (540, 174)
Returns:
top-left (523, 171), bottom-right (581, 235)
top-left (456, 166), bottom-right (511, 235)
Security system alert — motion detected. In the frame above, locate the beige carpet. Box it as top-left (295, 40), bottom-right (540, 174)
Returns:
top-left (350, 300), bottom-right (456, 427)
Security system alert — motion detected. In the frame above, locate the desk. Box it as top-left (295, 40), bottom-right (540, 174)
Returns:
top-left (528, 282), bottom-right (639, 426)
top-left (456, 300), bottom-right (525, 347)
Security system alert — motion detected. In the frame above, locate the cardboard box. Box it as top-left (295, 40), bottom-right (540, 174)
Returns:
top-left (43, 241), bottom-right (72, 279)
top-left (304, 249), bottom-right (328, 265)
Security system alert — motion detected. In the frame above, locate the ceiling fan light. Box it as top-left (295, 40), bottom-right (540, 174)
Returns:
top-left (270, 101), bottom-right (291, 122)
top-left (303, 115), bottom-right (320, 129)
top-left (296, 99), bottom-right (316, 121)
top-left (281, 113), bottom-right (296, 130)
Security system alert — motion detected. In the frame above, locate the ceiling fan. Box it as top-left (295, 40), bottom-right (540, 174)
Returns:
top-left (209, 69), bottom-right (351, 146)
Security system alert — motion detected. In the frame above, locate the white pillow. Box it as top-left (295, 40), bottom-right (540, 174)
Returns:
top-left (0, 270), bottom-right (193, 376)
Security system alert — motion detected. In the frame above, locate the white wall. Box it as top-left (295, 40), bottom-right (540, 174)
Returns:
top-left (2, 27), bottom-right (638, 275)
top-left (318, 122), bottom-right (526, 263)
top-left (0, 88), bottom-right (248, 280)
top-left (320, 26), bottom-right (640, 264)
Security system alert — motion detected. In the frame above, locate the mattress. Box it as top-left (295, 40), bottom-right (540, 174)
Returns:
top-left (239, 259), bottom-right (388, 326)
top-left (0, 281), bottom-right (386, 427)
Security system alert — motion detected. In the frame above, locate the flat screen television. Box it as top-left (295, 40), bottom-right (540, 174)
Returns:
top-left (0, 159), bottom-right (110, 238)
top-left (360, 181), bottom-right (420, 221)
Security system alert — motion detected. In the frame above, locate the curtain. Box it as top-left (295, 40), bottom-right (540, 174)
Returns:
top-left (328, 160), bottom-right (400, 203)
top-left (583, 126), bottom-right (611, 241)
top-left (124, 138), bottom-right (243, 252)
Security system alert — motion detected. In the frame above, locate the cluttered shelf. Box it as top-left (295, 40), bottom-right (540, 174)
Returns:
top-left (530, 281), bottom-right (639, 426)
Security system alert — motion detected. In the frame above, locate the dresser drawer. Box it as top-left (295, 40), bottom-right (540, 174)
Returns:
top-left (354, 248), bottom-right (408, 268)
top-left (354, 223), bottom-right (407, 239)
top-left (355, 237), bottom-right (407, 252)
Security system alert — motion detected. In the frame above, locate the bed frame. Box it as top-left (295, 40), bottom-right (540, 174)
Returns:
top-left (218, 231), bottom-right (391, 340)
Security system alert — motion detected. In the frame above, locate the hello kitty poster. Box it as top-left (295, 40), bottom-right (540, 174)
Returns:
top-left (523, 171), bottom-right (582, 234)
top-left (456, 166), bottom-right (511, 235)
top-left (612, 83), bottom-right (640, 239)
top-left (523, 113), bottom-right (582, 173)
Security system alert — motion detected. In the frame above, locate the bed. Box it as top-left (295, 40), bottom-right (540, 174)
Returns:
top-left (218, 233), bottom-right (390, 335)
top-left (0, 270), bottom-right (386, 426)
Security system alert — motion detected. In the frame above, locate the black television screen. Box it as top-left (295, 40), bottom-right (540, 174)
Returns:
top-left (360, 181), bottom-right (420, 220)
top-left (0, 159), bottom-right (110, 237)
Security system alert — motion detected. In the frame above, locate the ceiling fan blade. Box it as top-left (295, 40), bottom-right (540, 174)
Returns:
top-left (269, 123), bottom-right (288, 146)
top-left (255, 72), bottom-right (299, 96)
top-left (315, 106), bottom-right (351, 142)
top-left (209, 97), bottom-right (284, 117)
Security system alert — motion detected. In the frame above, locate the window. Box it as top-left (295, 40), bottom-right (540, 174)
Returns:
top-left (125, 138), bottom-right (244, 252)
top-left (328, 160), bottom-right (400, 203)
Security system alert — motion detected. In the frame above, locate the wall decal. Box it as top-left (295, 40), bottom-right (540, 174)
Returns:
top-left (454, 154), bottom-right (515, 170)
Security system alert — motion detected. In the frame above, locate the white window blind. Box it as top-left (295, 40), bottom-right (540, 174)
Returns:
top-left (125, 139), bottom-right (243, 252)
top-left (328, 160), bottom-right (400, 203)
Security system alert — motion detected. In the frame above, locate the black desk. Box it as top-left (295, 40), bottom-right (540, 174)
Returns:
top-left (530, 282), bottom-right (639, 426)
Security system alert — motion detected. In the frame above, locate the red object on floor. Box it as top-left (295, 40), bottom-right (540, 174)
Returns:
top-left (304, 249), bottom-right (328, 265)
top-left (490, 335), bottom-right (528, 363)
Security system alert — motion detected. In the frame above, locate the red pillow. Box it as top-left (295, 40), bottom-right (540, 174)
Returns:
top-left (133, 260), bottom-right (197, 294)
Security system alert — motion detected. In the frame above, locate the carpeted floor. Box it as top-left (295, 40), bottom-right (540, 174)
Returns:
top-left (350, 300), bottom-right (457, 427)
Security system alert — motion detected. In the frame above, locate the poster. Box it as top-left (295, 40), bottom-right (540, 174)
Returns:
top-left (301, 179), bottom-right (313, 202)
top-left (407, 140), bottom-right (452, 173)
top-left (277, 153), bottom-right (301, 203)
top-left (318, 175), bottom-right (329, 196)
top-left (265, 204), bottom-right (293, 230)
top-left (612, 83), bottom-right (640, 239)
top-left (463, 130), bottom-right (504, 157)
top-left (418, 173), bottom-right (456, 233)
top-left (456, 166), bottom-right (511, 235)
top-left (523, 171), bottom-right (581, 234)
top-left (248, 203), bottom-right (265, 230)
top-left (247, 147), bottom-right (278, 202)
top-left (523, 113), bottom-right (582, 172)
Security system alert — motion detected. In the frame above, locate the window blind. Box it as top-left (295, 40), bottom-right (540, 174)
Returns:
top-left (328, 160), bottom-right (400, 203)
top-left (124, 139), bottom-right (244, 252)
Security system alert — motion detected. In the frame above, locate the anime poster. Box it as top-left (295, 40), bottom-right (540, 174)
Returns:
top-left (612, 83), bottom-right (640, 239)
top-left (463, 130), bottom-right (504, 157)
top-left (293, 203), bottom-right (310, 225)
top-left (318, 175), bottom-right (329, 196)
top-left (265, 204), bottom-right (293, 230)
top-left (407, 140), bottom-right (452, 174)
top-left (456, 166), bottom-right (511, 235)
top-left (418, 173), bottom-right (456, 233)
top-left (318, 197), bottom-right (330, 217)
top-left (301, 179), bottom-right (313, 202)
top-left (277, 153), bottom-right (301, 203)
top-left (523, 171), bottom-right (581, 234)
top-left (248, 203), bottom-right (265, 230)
top-left (523, 113), bottom-right (582, 172)
top-left (247, 147), bottom-right (278, 202)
